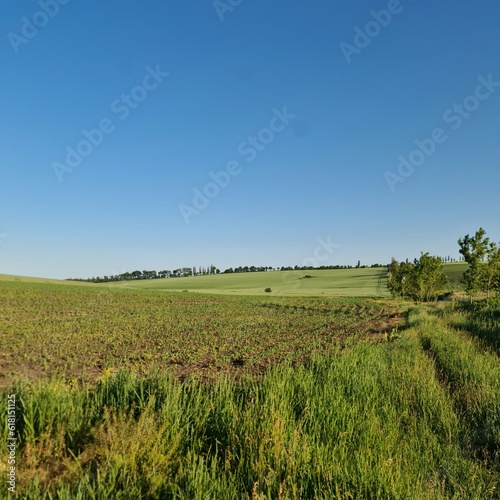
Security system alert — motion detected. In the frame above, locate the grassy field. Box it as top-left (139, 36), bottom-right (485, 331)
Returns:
top-left (0, 263), bottom-right (467, 297)
top-left (0, 274), bottom-right (96, 286)
top-left (0, 268), bottom-right (390, 297)
top-left (106, 268), bottom-right (391, 297)
top-left (441, 263), bottom-right (469, 290)
top-left (0, 283), bottom-right (499, 497)
top-left (2, 263), bottom-right (492, 499)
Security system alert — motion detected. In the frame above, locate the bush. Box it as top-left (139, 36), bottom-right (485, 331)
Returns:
top-left (264, 288), bottom-right (272, 293)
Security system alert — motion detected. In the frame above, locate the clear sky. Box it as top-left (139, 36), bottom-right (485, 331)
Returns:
top-left (1, 0), bottom-right (499, 279)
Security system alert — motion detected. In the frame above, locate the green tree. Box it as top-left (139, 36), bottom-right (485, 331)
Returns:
top-left (388, 253), bottom-right (447, 302)
top-left (388, 258), bottom-right (415, 300)
top-left (480, 241), bottom-right (500, 304)
top-left (458, 227), bottom-right (490, 302)
top-left (412, 253), bottom-right (447, 302)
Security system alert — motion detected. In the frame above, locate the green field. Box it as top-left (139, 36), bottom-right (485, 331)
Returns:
top-left (441, 263), bottom-right (469, 290)
top-left (108, 268), bottom-right (390, 297)
top-left (0, 280), bottom-right (499, 498)
top-left (0, 274), bottom-right (95, 286)
top-left (1, 268), bottom-right (389, 297)
top-left (2, 263), bottom-right (493, 499)
top-left (0, 281), bottom-right (398, 385)
top-left (0, 263), bottom-right (468, 297)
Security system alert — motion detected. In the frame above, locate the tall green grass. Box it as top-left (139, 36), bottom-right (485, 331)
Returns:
top-left (417, 306), bottom-right (500, 465)
top-left (2, 327), bottom-right (497, 499)
top-left (448, 302), bottom-right (500, 354)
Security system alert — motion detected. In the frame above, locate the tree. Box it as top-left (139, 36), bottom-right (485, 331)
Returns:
top-left (412, 253), bottom-right (447, 302)
top-left (388, 258), bottom-right (415, 300)
top-left (458, 227), bottom-right (490, 302)
top-left (388, 253), bottom-right (447, 302)
top-left (480, 242), bottom-right (500, 305)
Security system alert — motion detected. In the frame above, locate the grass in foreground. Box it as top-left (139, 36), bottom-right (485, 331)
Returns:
top-left (416, 305), bottom-right (500, 463)
top-left (1, 329), bottom-right (498, 499)
top-left (2, 273), bottom-right (497, 498)
top-left (1, 303), bottom-right (500, 498)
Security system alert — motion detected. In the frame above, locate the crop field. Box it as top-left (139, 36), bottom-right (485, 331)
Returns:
top-left (0, 281), bottom-right (398, 385)
top-left (1, 287), bottom-right (499, 497)
top-left (0, 274), bottom-right (95, 286)
top-left (103, 268), bottom-right (391, 297)
top-left (0, 264), bottom-right (467, 298)
top-left (2, 272), bottom-right (498, 499)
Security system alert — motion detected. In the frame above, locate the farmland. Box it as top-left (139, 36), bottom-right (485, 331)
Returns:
top-left (0, 263), bottom-right (468, 297)
top-left (1, 267), bottom-right (499, 498)
top-left (0, 281), bottom-right (398, 385)
top-left (107, 267), bottom-right (390, 297)
top-left (0, 267), bottom-right (390, 297)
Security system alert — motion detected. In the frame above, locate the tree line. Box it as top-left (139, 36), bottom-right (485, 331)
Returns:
top-left (68, 266), bottom-right (220, 283)
top-left (68, 263), bottom-right (387, 283)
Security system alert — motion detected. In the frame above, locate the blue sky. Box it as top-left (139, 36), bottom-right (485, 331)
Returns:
top-left (1, 0), bottom-right (499, 279)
